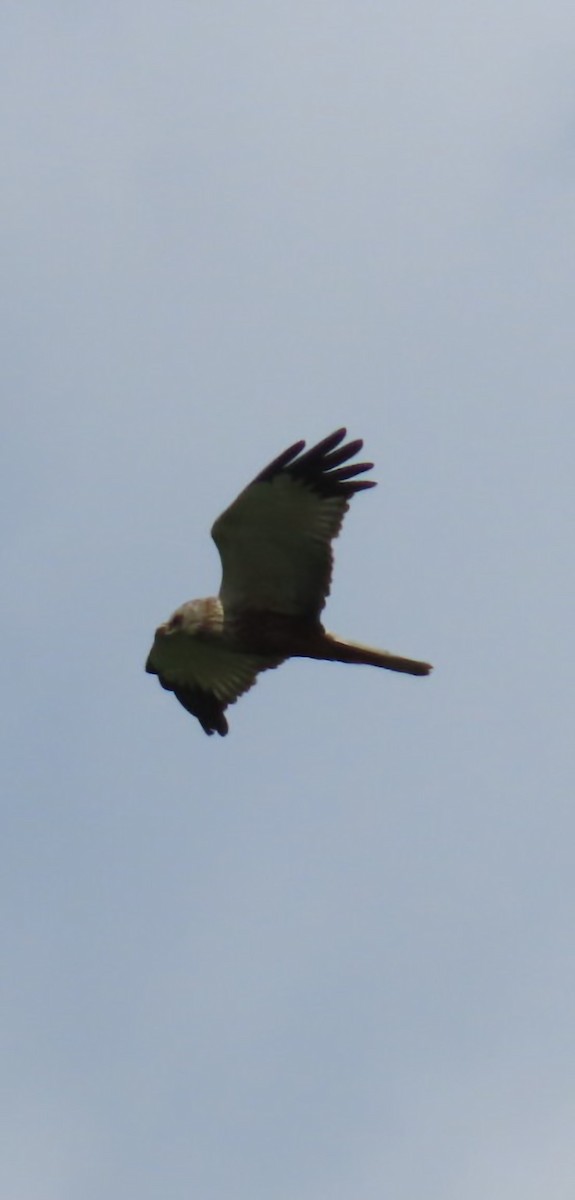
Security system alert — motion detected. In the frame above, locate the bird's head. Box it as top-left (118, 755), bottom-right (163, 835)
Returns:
top-left (146, 597), bottom-right (223, 676)
top-left (153, 599), bottom-right (206, 640)
top-left (145, 601), bottom-right (201, 676)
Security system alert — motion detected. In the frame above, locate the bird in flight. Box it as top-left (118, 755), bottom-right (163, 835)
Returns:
top-left (146, 429), bottom-right (432, 735)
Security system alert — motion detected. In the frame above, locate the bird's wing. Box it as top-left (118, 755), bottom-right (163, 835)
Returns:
top-left (146, 631), bottom-right (285, 735)
top-left (211, 429), bottom-right (376, 621)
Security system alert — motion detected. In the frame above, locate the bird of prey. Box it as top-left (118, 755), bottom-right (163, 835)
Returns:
top-left (146, 429), bottom-right (432, 735)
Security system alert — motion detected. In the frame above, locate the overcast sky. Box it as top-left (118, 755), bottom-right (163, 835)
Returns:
top-left (2, 4), bottom-right (575, 1198)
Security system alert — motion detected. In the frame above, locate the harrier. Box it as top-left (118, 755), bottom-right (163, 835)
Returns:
top-left (146, 429), bottom-right (431, 735)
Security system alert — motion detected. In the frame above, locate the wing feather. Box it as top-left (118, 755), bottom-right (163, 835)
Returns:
top-left (212, 429), bottom-right (376, 620)
top-left (146, 630), bottom-right (284, 735)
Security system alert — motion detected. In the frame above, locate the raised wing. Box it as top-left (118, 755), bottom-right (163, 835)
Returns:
top-left (211, 429), bottom-right (376, 621)
top-left (146, 631), bottom-right (285, 735)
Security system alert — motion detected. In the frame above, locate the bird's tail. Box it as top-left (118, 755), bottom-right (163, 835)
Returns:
top-left (312, 632), bottom-right (432, 677)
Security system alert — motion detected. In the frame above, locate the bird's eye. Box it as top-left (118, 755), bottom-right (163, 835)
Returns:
top-left (169, 613), bottom-right (184, 631)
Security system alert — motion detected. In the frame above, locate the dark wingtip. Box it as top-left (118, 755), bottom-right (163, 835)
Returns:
top-left (321, 427), bottom-right (347, 445)
top-left (256, 428), bottom-right (376, 496)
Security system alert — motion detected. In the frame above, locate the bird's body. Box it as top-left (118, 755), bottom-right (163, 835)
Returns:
top-left (146, 429), bottom-right (431, 735)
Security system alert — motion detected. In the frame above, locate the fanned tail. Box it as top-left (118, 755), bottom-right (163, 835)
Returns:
top-left (313, 632), bottom-right (432, 676)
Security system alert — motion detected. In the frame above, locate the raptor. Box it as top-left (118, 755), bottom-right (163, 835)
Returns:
top-left (146, 429), bottom-right (432, 735)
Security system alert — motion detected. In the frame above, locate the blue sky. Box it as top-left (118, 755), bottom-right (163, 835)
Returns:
top-left (2, 4), bottom-right (575, 1197)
